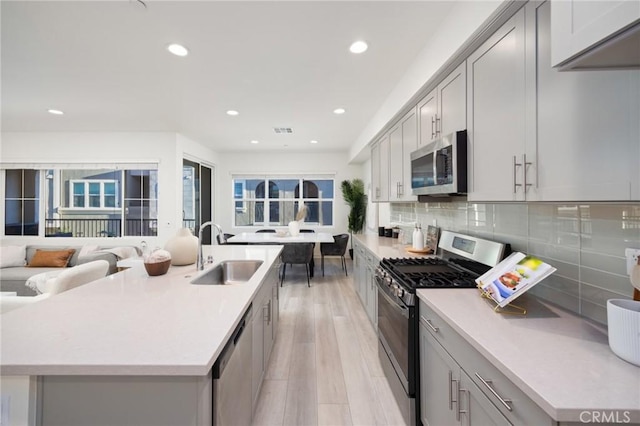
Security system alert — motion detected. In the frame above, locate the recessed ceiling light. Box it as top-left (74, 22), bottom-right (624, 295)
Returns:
top-left (251, 140), bottom-right (259, 144)
top-left (349, 41), bottom-right (368, 54)
top-left (48, 109), bottom-right (64, 115)
top-left (167, 44), bottom-right (189, 57)
top-left (226, 110), bottom-right (239, 116)
top-left (333, 108), bottom-right (346, 115)
top-left (310, 140), bottom-right (318, 144)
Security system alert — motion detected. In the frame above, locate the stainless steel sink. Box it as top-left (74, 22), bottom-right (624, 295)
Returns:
top-left (190, 260), bottom-right (264, 285)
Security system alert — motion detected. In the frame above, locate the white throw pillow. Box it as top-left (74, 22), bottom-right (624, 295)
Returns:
top-left (78, 244), bottom-right (100, 258)
top-left (0, 245), bottom-right (27, 268)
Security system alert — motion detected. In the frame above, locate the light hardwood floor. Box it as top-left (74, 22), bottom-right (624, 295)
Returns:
top-left (251, 258), bottom-right (408, 426)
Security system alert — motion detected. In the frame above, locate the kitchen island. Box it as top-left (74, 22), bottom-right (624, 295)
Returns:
top-left (0, 244), bottom-right (283, 426)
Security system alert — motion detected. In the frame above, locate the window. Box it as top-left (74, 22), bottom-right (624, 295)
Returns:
top-left (4, 169), bottom-right (40, 235)
top-left (2, 165), bottom-right (157, 238)
top-left (233, 175), bottom-right (334, 227)
top-left (69, 180), bottom-right (119, 208)
top-left (182, 159), bottom-right (213, 243)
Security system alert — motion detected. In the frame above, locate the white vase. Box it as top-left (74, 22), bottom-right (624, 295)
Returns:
top-left (164, 228), bottom-right (198, 266)
top-left (288, 220), bottom-right (300, 237)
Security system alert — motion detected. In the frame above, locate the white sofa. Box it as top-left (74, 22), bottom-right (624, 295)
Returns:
top-left (0, 260), bottom-right (110, 314)
top-left (0, 245), bottom-right (138, 296)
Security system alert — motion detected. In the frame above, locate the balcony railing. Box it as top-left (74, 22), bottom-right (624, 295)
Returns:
top-left (45, 218), bottom-right (158, 237)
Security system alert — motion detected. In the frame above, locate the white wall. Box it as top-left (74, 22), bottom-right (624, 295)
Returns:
top-left (349, 0), bottom-right (502, 162)
top-left (1, 132), bottom-right (219, 247)
top-left (216, 151), bottom-right (361, 235)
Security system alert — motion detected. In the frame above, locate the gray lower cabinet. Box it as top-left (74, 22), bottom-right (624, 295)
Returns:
top-left (352, 240), bottom-right (378, 329)
top-left (251, 263), bottom-right (279, 412)
top-left (419, 320), bottom-right (510, 426)
top-left (419, 299), bottom-right (554, 426)
top-left (40, 375), bottom-right (212, 426)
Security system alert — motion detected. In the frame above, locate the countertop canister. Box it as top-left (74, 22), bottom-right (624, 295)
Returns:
top-left (607, 299), bottom-right (640, 367)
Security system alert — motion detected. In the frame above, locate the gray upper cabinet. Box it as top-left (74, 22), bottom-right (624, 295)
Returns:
top-left (467, 8), bottom-right (528, 202)
top-left (527, 0), bottom-right (640, 201)
top-left (438, 63), bottom-right (467, 138)
top-left (417, 88), bottom-right (437, 147)
top-left (417, 62), bottom-right (467, 147)
top-left (389, 108), bottom-right (417, 201)
top-left (371, 134), bottom-right (390, 203)
top-left (551, 0), bottom-right (640, 70)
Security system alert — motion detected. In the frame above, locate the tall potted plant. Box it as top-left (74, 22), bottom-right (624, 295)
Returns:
top-left (341, 179), bottom-right (367, 259)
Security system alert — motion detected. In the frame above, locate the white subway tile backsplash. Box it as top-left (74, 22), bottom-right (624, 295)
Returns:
top-left (390, 201), bottom-right (640, 325)
top-left (528, 241), bottom-right (580, 265)
top-left (494, 204), bottom-right (528, 237)
top-left (579, 267), bottom-right (634, 298)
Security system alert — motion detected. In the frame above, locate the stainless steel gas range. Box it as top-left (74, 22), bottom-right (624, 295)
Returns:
top-left (375, 230), bottom-right (507, 425)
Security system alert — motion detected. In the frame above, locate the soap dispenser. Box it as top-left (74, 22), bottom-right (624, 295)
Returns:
top-left (412, 223), bottom-right (424, 250)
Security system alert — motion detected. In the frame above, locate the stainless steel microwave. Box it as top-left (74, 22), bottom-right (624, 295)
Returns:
top-left (410, 130), bottom-right (467, 197)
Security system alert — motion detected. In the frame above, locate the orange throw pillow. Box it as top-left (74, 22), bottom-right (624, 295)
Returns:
top-left (28, 249), bottom-right (76, 267)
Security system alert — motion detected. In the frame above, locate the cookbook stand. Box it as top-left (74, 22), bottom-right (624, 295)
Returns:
top-left (476, 285), bottom-right (527, 315)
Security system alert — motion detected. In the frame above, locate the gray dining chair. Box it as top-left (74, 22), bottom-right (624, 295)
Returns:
top-left (320, 234), bottom-right (349, 276)
top-left (216, 233), bottom-right (235, 245)
top-left (279, 243), bottom-right (314, 287)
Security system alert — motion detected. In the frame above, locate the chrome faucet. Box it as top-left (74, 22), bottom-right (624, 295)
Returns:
top-left (197, 221), bottom-right (223, 270)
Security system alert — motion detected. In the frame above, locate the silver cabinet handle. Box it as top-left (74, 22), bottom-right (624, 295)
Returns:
top-left (459, 388), bottom-right (469, 424)
top-left (435, 114), bottom-right (441, 136)
top-left (512, 156), bottom-right (522, 193)
top-left (475, 373), bottom-right (513, 411)
top-left (431, 116), bottom-right (436, 139)
top-left (523, 153), bottom-right (533, 193)
top-left (422, 317), bottom-right (439, 333)
top-left (375, 187), bottom-right (380, 198)
top-left (263, 303), bottom-right (269, 324)
top-left (449, 371), bottom-right (457, 410)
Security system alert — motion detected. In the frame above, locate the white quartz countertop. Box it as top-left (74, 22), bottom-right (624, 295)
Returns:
top-left (417, 289), bottom-right (640, 422)
top-left (1, 245), bottom-right (283, 376)
top-left (353, 233), bottom-right (432, 260)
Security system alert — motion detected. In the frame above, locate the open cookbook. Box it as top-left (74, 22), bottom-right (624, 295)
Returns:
top-left (475, 252), bottom-right (557, 308)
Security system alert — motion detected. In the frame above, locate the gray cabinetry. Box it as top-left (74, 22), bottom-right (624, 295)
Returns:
top-left (251, 264), bottom-right (279, 412)
top-left (419, 321), bottom-right (460, 426)
top-left (389, 108), bottom-right (417, 201)
top-left (364, 250), bottom-right (377, 327)
top-left (371, 134), bottom-right (390, 202)
top-left (419, 299), bottom-right (554, 426)
top-left (418, 62), bottom-right (466, 147)
top-left (526, 0), bottom-right (640, 201)
top-left (551, 0), bottom-right (640, 70)
top-left (467, 7), bottom-right (528, 202)
top-left (353, 240), bottom-right (366, 301)
top-left (352, 239), bottom-right (378, 329)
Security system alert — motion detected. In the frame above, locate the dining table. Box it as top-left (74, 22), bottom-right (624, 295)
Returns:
top-left (226, 232), bottom-right (334, 277)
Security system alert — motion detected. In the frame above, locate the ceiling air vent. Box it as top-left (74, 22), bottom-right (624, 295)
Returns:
top-left (273, 127), bottom-right (293, 134)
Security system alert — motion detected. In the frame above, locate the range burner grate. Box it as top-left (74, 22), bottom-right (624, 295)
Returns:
top-left (381, 257), bottom-right (478, 289)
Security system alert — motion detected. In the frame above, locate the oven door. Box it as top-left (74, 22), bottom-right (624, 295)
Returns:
top-left (376, 276), bottom-right (410, 392)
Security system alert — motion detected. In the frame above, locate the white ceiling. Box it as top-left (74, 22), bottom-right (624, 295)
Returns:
top-left (1, 1), bottom-right (456, 153)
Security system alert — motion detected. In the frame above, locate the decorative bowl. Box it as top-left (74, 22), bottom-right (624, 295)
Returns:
top-left (275, 230), bottom-right (288, 237)
top-left (144, 259), bottom-right (171, 276)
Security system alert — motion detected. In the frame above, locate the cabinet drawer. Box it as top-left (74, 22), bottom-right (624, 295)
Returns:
top-left (418, 299), bottom-right (554, 426)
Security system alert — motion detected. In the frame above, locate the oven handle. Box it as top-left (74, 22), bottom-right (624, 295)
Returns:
top-left (376, 280), bottom-right (409, 319)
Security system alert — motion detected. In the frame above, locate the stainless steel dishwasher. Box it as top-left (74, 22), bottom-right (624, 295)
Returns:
top-left (213, 304), bottom-right (253, 426)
